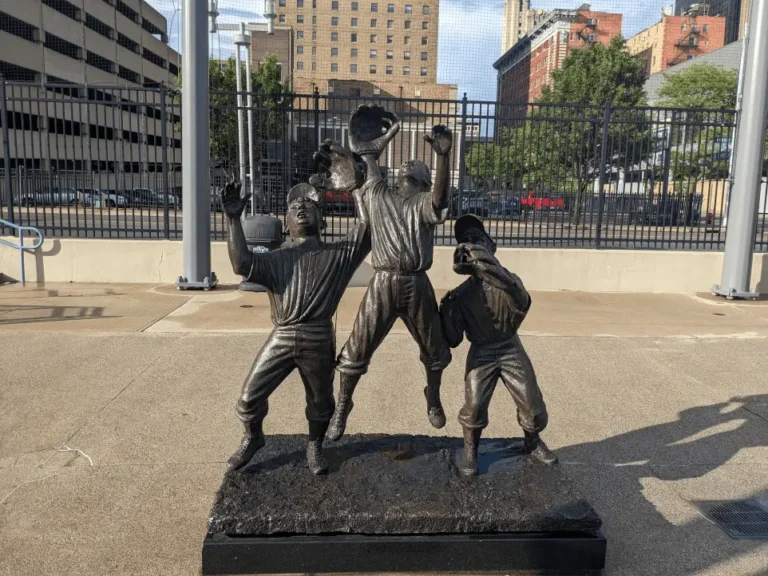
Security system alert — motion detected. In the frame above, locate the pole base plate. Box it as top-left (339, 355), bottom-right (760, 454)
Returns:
top-left (176, 272), bottom-right (219, 291)
top-left (711, 284), bottom-right (760, 300)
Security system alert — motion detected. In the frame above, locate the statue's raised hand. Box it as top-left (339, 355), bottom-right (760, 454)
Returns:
top-left (349, 105), bottom-right (401, 158)
top-left (309, 140), bottom-right (364, 192)
top-left (424, 124), bottom-right (453, 157)
top-left (221, 178), bottom-right (251, 217)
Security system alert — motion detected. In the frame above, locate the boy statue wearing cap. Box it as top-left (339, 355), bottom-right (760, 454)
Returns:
top-left (221, 143), bottom-right (368, 475)
top-left (327, 105), bottom-right (453, 441)
top-left (440, 215), bottom-right (557, 476)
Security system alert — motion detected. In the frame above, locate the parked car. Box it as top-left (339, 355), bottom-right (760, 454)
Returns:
top-left (323, 189), bottom-right (355, 215)
top-left (78, 188), bottom-right (128, 208)
top-left (520, 191), bottom-right (566, 211)
top-left (124, 188), bottom-right (179, 209)
top-left (20, 187), bottom-right (78, 207)
top-left (487, 195), bottom-right (521, 218)
top-left (631, 194), bottom-right (703, 226)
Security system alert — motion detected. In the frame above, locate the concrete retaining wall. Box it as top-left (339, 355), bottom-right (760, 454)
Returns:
top-left (2, 237), bottom-right (767, 293)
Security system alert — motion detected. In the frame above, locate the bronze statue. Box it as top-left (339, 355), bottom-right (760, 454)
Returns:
top-left (440, 215), bottom-right (557, 476)
top-left (222, 145), bottom-right (369, 475)
top-left (328, 106), bottom-right (453, 441)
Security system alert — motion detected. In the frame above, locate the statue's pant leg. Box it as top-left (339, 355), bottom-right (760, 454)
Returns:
top-left (400, 273), bottom-right (452, 373)
top-left (498, 336), bottom-right (548, 434)
top-left (295, 325), bottom-right (337, 433)
top-left (458, 349), bottom-right (500, 430)
top-left (337, 271), bottom-right (398, 378)
top-left (236, 329), bottom-right (298, 425)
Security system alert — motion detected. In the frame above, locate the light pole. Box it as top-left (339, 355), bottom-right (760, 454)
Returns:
top-left (234, 24), bottom-right (250, 190)
top-left (712, 0), bottom-right (768, 299)
top-left (177, 0), bottom-right (217, 290)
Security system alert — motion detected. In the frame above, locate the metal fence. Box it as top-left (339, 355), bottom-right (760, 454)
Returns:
top-left (2, 80), bottom-right (767, 250)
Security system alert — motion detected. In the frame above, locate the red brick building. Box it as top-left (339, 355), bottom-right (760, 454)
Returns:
top-left (494, 8), bottom-right (623, 108)
top-left (626, 13), bottom-right (726, 76)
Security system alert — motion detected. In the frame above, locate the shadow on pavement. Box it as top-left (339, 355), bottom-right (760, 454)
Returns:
top-left (557, 394), bottom-right (768, 575)
top-left (0, 304), bottom-right (114, 325)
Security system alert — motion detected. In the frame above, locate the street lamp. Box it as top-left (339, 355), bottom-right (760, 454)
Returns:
top-left (264, 0), bottom-right (277, 34)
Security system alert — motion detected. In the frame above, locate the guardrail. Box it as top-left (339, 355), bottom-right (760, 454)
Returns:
top-left (0, 218), bottom-right (44, 286)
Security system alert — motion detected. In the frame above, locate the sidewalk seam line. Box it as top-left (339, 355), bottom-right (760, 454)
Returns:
top-left (138, 296), bottom-right (193, 332)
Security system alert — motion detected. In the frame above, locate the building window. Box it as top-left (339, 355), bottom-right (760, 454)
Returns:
top-left (352, 1), bottom-right (358, 10)
top-left (297, 46), bottom-right (304, 54)
top-left (297, 30), bottom-right (304, 39)
top-left (371, 3), bottom-right (378, 12)
top-left (313, 15), bottom-right (316, 23)
top-left (279, 14), bottom-right (285, 22)
top-left (117, 33), bottom-right (139, 53)
top-left (45, 32), bottom-right (82, 60)
top-left (387, 3), bottom-right (394, 12)
top-left (370, 49), bottom-right (377, 57)
top-left (332, 16), bottom-right (338, 25)
top-left (687, 54), bottom-right (694, 60)
top-left (403, 66), bottom-right (410, 75)
top-left (118, 65), bottom-right (140, 84)
top-left (331, 47), bottom-right (338, 56)
top-left (331, 63), bottom-right (339, 71)
top-left (351, 48), bottom-right (358, 57)
top-left (297, 61), bottom-right (304, 70)
top-left (332, 32), bottom-right (339, 40)
top-left (404, 35), bottom-right (410, 44)
top-left (351, 63), bottom-right (358, 72)
top-left (421, 36), bottom-right (428, 45)
top-left (387, 35), bottom-right (393, 44)
top-left (386, 65), bottom-right (393, 74)
top-left (405, 20), bottom-right (411, 29)
top-left (312, 46), bottom-right (317, 54)
top-left (312, 62), bottom-right (316, 70)
top-left (422, 20), bottom-right (428, 29)
top-left (332, 0), bottom-right (338, 8)
top-left (312, 30), bottom-right (317, 39)
top-left (386, 50), bottom-right (393, 59)
top-left (42, 0), bottom-right (82, 21)
top-left (115, 0), bottom-right (139, 23)
top-left (85, 14), bottom-right (113, 40)
top-left (297, 14), bottom-right (304, 23)
top-left (404, 51), bottom-right (410, 59)
top-left (297, 0), bottom-right (303, 6)
top-left (423, 5), bottom-right (429, 14)
top-left (420, 67), bottom-right (427, 76)
top-left (351, 33), bottom-right (358, 41)
top-left (421, 51), bottom-right (427, 60)
top-left (352, 17), bottom-right (358, 26)
top-left (405, 4), bottom-right (412, 13)
top-left (370, 64), bottom-right (377, 73)
top-left (703, 24), bottom-right (709, 32)
top-left (371, 33), bottom-right (377, 42)
top-left (279, 0), bottom-right (286, 5)
top-left (371, 18), bottom-right (377, 27)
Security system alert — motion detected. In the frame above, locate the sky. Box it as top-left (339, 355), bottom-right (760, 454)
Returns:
top-left (147, 0), bottom-right (671, 100)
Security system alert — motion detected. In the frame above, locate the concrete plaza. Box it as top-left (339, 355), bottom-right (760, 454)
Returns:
top-left (1, 281), bottom-right (768, 575)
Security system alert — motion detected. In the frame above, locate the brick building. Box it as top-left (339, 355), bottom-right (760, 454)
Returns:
top-left (494, 7), bottom-right (623, 108)
top-left (675, 0), bottom-right (746, 44)
top-left (626, 12), bottom-right (727, 77)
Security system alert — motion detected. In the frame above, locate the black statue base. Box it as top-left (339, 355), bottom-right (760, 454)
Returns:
top-left (203, 434), bottom-right (606, 574)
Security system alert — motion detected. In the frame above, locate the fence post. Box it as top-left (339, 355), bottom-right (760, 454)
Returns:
top-left (1, 77), bottom-right (13, 223)
top-left (457, 93), bottom-right (468, 211)
top-left (595, 100), bottom-right (611, 248)
top-left (661, 111), bottom-right (675, 208)
top-left (313, 86), bottom-right (320, 148)
top-left (160, 84), bottom-right (170, 240)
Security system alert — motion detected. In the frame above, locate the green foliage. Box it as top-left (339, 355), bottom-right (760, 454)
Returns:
top-left (657, 64), bottom-right (738, 110)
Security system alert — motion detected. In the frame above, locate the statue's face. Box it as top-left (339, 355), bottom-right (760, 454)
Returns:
top-left (397, 161), bottom-right (431, 197)
top-left (462, 228), bottom-right (496, 254)
top-left (286, 197), bottom-right (323, 238)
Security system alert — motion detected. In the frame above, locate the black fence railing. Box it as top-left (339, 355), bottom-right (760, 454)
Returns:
top-left (2, 81), bottom-right (767, 251)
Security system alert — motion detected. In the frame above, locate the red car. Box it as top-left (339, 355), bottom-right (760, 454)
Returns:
top-left (520, 191), bottom-right (566, 210)
top-left (323, 189), bottom-right (354, 215)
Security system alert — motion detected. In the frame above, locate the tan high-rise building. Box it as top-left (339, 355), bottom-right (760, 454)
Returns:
top-left (501, 0), bottom-right (548, 54)
top-left (272, 0), bottom-right (450, 99)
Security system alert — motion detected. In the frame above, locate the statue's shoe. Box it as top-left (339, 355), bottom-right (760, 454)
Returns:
top-left (227, 434), bottom-right (266, 471)
top-left (326, 397), bottom-right (354, 442)
top-left (424, 387), bottom-right (446, 429)
top-left (525, 436), bottom-right (558, 466)
top-left (306, 440), bottom-right (330, 475)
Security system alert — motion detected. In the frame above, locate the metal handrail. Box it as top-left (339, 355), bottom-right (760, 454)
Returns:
top-left (0, 219), bottom-right (44, 286)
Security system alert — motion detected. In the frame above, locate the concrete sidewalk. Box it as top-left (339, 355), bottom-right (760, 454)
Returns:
top-left (1, 282), bottom-right (768, 575)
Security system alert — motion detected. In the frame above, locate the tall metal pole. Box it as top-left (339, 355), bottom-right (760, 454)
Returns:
top-left (712, 0), bottom-right (768, 299)
top-left (724, 23), bottom-right (750, 228)
top-left (244, 32), bottom-right (256, 214)
top-left (1, 78), bottom-right (14, 222)
top-left (235, 24), bottom-right (247, 187)
top-left (177, 0), bottom-right (217, 290)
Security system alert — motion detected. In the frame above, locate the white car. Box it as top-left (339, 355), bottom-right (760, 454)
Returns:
top-left (79, 189), bottom-right (128, 208)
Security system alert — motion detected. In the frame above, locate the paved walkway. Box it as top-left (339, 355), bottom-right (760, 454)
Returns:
top-left (1, 282), bottom-right (768, 575)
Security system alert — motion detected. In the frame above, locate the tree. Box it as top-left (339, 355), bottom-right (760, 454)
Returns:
top-left (657, 64), bottom-right (737, 110)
